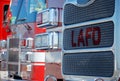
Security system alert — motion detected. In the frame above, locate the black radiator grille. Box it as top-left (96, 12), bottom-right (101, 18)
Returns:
top-left (64, 0), bottom-right (115, 25)
top-left (8, 64), bottom-right (18, 71)
top-left (8, 50), bottom-right (19, 62)
top-left (9, 38), bottom-right (19, 48)
top-left (63, 21), bottom-right (114, 50)
top-left (62, 51), bottom-right (114, 77)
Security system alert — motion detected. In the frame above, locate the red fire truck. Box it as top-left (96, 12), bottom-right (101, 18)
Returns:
top-left (0, 0), bottom-right (65, 81)
top-left (62, 0), bottom-right (120, 81)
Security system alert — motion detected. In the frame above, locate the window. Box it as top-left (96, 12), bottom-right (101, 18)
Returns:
top-left (3, 5), bottom-right (9, 21)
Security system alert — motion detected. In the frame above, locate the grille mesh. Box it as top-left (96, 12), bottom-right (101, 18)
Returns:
top-left (8, 64), bottom-right (18, 71)
top-left (63, 51), bottom-right (114, 77)
top-left (64, 0), bottom-right (115, 25)
top-left (63, 21), bottom-right (114, 50)
top-left (8, 51), bottom-right (19, 62)
top-left (9, 38), bottom-right (19, 48)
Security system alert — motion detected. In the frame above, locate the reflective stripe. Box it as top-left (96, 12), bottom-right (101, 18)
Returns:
top-left (32, 62), bottom-right (45, 66)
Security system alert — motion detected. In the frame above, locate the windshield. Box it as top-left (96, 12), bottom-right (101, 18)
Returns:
top-left (10, 0), bottom-right (46, 25)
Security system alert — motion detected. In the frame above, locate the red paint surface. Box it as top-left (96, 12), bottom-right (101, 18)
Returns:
top-left (31, 65), bottom-right (45, 81)
top-left (31, 51), bottom-right (45, 81)
top-left (34, 24), bottom-right (46, 34)
top-left (0, 0), bottom-right (11, 40)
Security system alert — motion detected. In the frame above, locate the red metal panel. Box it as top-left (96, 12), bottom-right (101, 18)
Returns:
top-left (31, 52), bottom-right (45, 81)
top-left (0, 4), bottom-right (3, 40)
top-left (31, 65), bottom-right (45, 81)
top-left (35, 23), bottom-right (46, 34)
top-left (0, 0), bottom-right (10, 40)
